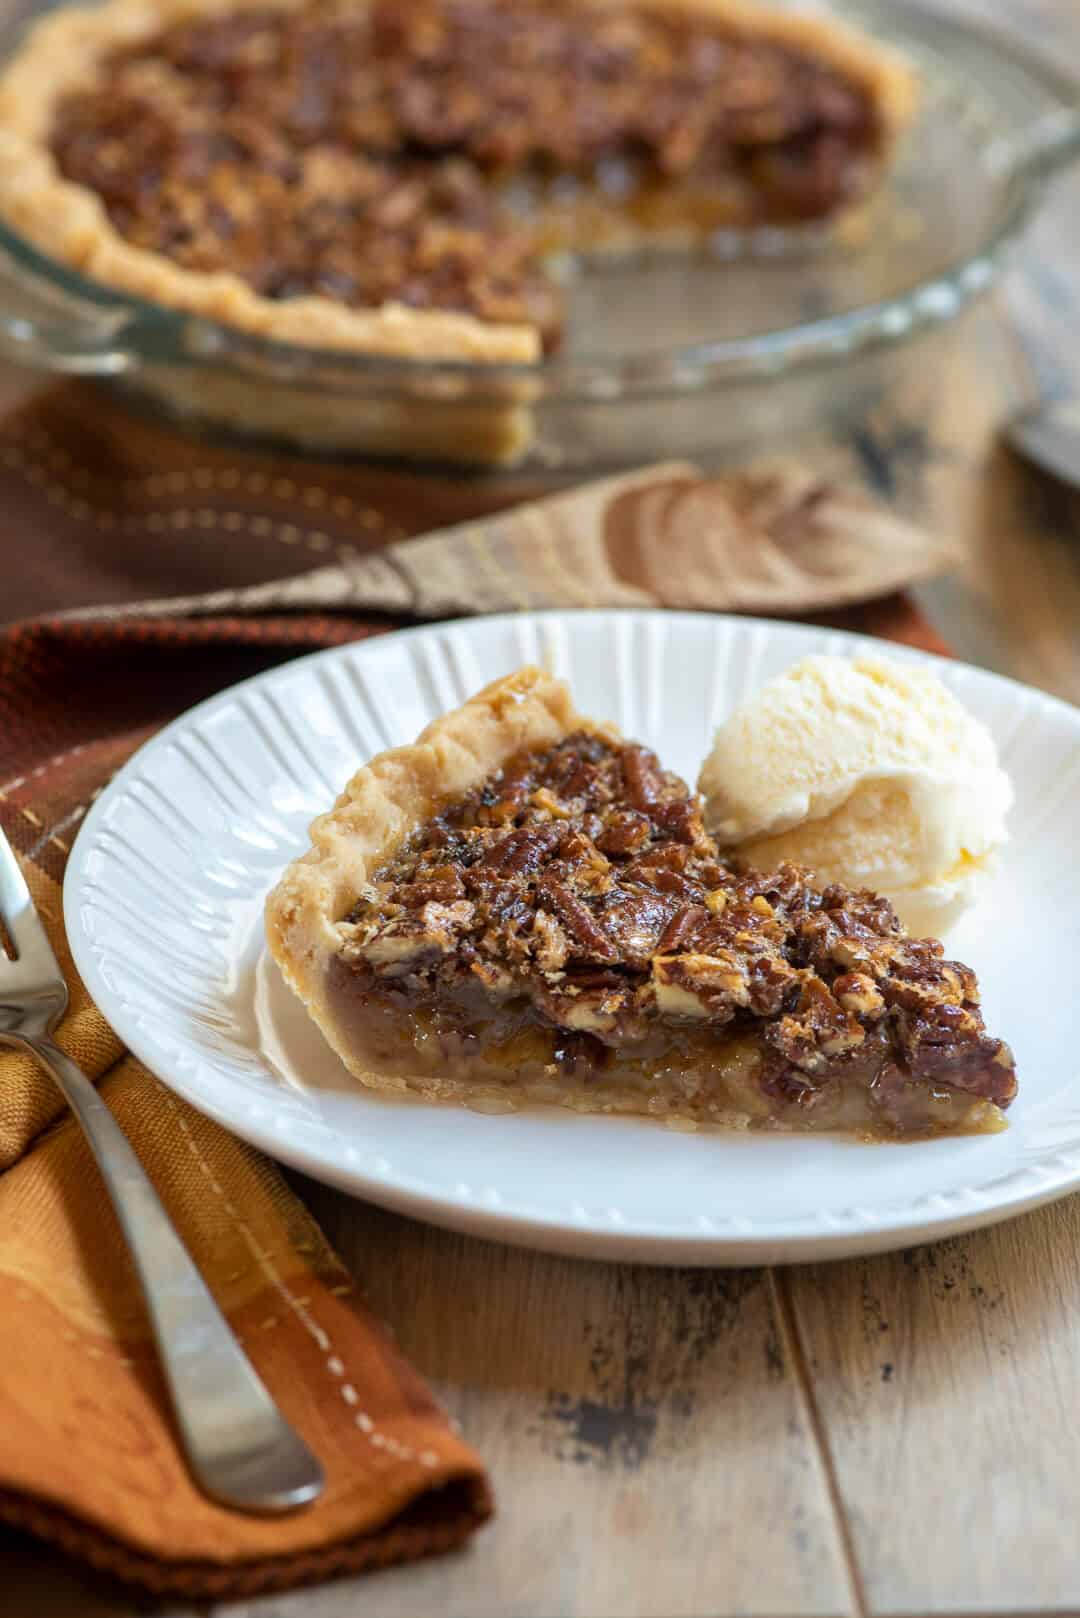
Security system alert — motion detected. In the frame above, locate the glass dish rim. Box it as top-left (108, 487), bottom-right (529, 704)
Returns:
top-left (1, 0), bottom-right (1078, 401)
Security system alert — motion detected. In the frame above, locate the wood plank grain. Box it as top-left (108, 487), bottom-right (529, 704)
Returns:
top-left (784, 1200), bottom-right (1080, 1616)
top-left (782, 2), bottom-right (1080, 1599)
top-left (218, 1195), bottom-right (853, 1618)
top-left (0, 1208), bottom-right (854, 1618)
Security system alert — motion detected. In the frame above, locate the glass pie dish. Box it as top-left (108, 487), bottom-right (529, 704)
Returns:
top-left (0, 0), bottom-right (1078, 470)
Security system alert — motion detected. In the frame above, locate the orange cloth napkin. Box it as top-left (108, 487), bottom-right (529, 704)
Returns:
top-left (0, 853), bottom-right (492, 1598)
top-left (0, 381), bottom-right (954, 1596)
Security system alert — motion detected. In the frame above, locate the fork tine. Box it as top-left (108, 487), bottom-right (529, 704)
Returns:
top-left (0, 824), bottom-right (64, 982)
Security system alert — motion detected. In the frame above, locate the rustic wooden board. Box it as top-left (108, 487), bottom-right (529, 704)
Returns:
top-left (784, 1203), bottom-right (1080, 1617)
top-left (775, 12), bottom-right (1080, 1603)
top-left (274, 1199), bottom-right (855, 1618)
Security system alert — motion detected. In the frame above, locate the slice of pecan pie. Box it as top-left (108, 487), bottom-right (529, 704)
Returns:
top-left (266, 668), bottom-right (1017, 1139)
top-left (0, 0), bottom-right (916, 363)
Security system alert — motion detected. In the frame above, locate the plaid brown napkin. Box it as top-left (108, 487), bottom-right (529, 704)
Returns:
top-left (0, 382), bottom-right (953, 1597)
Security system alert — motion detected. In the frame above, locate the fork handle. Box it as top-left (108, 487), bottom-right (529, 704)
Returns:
top-left (20, 1036), bottom-right (325, 1514)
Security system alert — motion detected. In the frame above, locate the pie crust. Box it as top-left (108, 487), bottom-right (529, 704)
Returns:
top-left (266, 666), bottom-right (604, 1067)
top-left (265, 667), bottom-right (1017, 1137)
top-left (0, 0), bottom-right (917, 365)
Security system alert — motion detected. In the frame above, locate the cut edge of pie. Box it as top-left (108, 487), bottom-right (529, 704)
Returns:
top-left (265, 666), bottom-right (1018, 1139)
top-left (0, 0), bottom-right (918, 366)
top-left (266, 665), bottom-right (607, 1079)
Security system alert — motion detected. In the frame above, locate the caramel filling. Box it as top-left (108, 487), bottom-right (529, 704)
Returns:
top-left (49, 0), bottom-right (883, 347)
top-left (334, 732), bottom-right (1016, 1138)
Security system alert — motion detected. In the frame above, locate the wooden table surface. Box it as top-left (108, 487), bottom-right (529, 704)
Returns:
top-left (4, 0), bottom-right (1080, 1613)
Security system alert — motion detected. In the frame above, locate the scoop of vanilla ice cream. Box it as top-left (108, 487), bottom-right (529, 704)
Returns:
top-left (697, 654), bottom-right (1012, 934)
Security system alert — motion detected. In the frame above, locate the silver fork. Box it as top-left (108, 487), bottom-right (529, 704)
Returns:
top-left (0, 825), bottom-right (324, 1514)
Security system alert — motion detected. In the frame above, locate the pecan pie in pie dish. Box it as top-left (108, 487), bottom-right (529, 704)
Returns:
top-left (0, 0), bottom-right (915, 364)
top-left (266, 668), bottom-right (1017, 1140)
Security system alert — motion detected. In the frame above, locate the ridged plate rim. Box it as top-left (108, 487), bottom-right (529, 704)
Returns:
top-left (63, 610), bottom-right (1080, 1265)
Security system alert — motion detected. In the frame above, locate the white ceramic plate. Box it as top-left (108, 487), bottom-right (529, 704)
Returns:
top-left (65, 611), bottom-right (1080, 1265)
